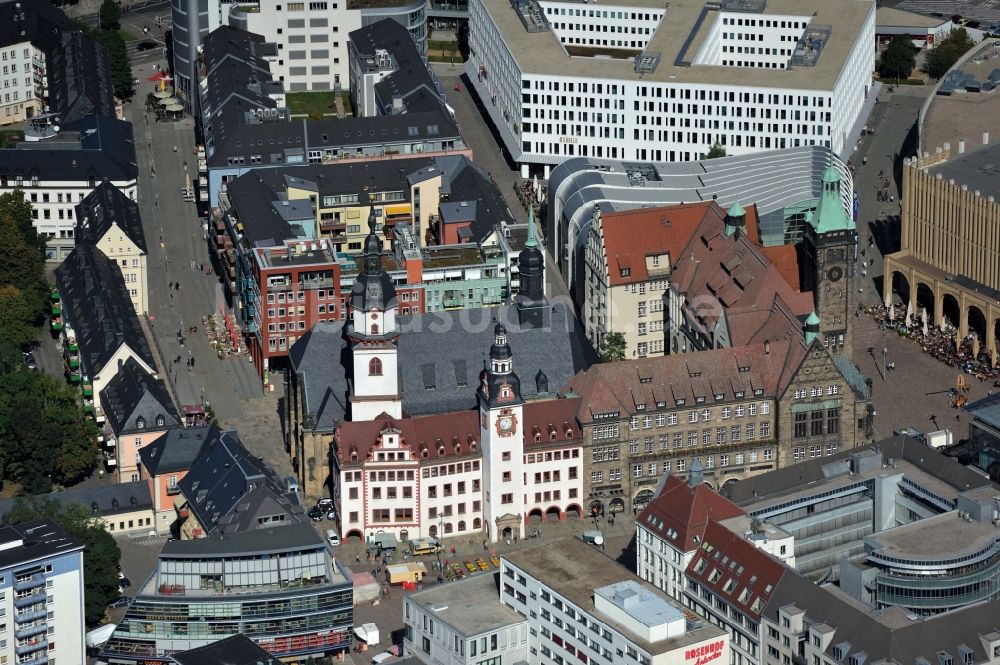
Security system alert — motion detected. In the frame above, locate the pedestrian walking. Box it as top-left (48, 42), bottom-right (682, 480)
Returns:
top-left (356, 555), bottom-right (361, 564)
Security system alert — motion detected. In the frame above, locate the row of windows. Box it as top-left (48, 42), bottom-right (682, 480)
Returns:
top-left (793, 385), bottom-right (840, 399)
top-left (591, 449), bottom-right (773, 483)
top-left (793, 409), bottom-right (841, 438)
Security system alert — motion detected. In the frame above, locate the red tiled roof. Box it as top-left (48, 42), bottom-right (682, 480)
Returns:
top-left (599, 202), bottom-right (751, 286)
top-left (562, 341), bottom-right (792, 423)
top-left (684, 519), bottom-right (788, 621)
top-left (671, 208), bottom-right (814, 344)
top-left (760, 244), bottom-right (802, 293)
top-left (637, 476), bottom-right (744, 553)
top-left (336, 398), bottom-right (582, 465)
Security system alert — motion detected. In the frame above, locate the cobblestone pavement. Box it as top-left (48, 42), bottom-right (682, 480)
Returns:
top-left (852, 313), bottom-right (992, 441)
top-left (333, 514), bottom-right (638, 655)
top-left (127, 60), bottom-right (290, 476)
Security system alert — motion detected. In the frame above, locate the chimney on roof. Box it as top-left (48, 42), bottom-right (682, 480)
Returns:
top-left (764, 340), bottom-right (770, 355)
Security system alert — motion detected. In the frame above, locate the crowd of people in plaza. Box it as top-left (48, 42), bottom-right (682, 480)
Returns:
top-left (865, 303), bottom-right (1000, 381)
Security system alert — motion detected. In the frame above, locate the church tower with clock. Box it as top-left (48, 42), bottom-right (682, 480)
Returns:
top-left (348, 207), bottom-right (402, 421)
top-left (478, 322), bottom-right (525, 542)
top-left (805, 162), bottom-right (857, 358)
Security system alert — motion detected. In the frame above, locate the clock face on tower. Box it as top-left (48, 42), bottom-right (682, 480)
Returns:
top-left (495, 408), bottom-right (518, 437)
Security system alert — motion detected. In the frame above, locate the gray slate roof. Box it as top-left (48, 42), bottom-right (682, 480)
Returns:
top-left (349, 19), bottom-right (447, 115)
top-left (201, 26), bottom-right (460, 169)
top-left (0, 115), bottom-right (137, 183)
top-left (724, 435), bottom-right (993, 505)
top-left (99, 357), bottom-right (179, 436)
top-left (160, 521), bottom-right (324, 558)
top-left (0, 482), bottom-right (153, 522)
top-left (0, 519), bottom-right (83, 570)
top-left (288, 302), bottom-right (596, 431)
top-left (0, 2), bottom-right (114, 124)
top-left (76, 181), bottom-right (147, 252)
top-left (178, 431), bottom-right (305, 535)
top-left (765, 572), bottom-right (1000, 665)
top-left (168, 634), bottom-right (273, 665)
top-left (139, 425), bottom-right (224, 476)
top-left (967, 392), bottom-right (1000, 429)
top-left (55, 245), bottom-right (156, 378)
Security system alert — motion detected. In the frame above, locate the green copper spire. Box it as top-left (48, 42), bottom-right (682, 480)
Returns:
top-left (812, 164), bottom-right (855, 235)
top-left (727, 201), bottom-right (745, 218)
top-left (724, 201), bottom-right (746, 237)
top-left (525, 207), bottom-right (539, 248)
top-left (804, 311), bottom-right (821, 346)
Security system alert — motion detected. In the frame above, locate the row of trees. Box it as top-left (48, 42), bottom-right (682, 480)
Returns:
top-left (877, 28), bottom-right (977, 81)
top-left (0, 194), bottom-right (114, 625)
top-left (0, 192), bottom-right (99, 494)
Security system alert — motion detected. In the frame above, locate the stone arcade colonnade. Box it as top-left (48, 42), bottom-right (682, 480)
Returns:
top-left (882, 145), bottom-right (1000, 364)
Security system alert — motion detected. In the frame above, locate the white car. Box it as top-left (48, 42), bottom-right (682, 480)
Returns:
top-left (326, 529), bottom-right (340, 547)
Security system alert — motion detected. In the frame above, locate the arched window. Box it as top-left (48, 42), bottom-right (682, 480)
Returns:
top-left (371, 323), bottom-right (379, 335)
top-left (369, 357), bottom-right (383, 376)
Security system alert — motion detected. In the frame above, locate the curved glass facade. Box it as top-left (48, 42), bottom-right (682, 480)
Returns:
top-left (873, 549), bottom-right (1000, 616)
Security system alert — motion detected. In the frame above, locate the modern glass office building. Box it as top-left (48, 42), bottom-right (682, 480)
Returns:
top-left (100, 523), bottom-right (353, 663)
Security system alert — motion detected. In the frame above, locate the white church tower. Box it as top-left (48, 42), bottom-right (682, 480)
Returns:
top-left (348, 207), bottom-right (402, 421)
top-left (478, 323), bottom-right (525, 542)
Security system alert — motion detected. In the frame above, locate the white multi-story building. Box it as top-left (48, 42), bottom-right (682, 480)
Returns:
top-left (466, 0), bottom-right (876, 178)
top-left (0, 519), bottom-right (85, 665)
top-left (0, 115), bottom-right (138, 261)
top-left (0, 41), bottom-right (46, 125)
top-left (403, 539), bottom-right (728, 665)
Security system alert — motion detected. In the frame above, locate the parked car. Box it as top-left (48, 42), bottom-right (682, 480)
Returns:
top-left (118, 577), bottom-right (131, 591)
top-left (325, 529), bottom-right (340, 547)
top-left (326, 510), bottom-right (337, 521)
top-left (136, 40), bottom-right (158, 51)
top-left (316, 498), bottom-right (333, 509)
top-left (307, 507), bottom-right (324, 521)
top-left (108, 597), bottom-right (131, 609)
top-left (23, 352), bottom-right (37, 371)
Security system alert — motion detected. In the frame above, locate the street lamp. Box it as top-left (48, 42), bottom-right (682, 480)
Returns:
top-left (435, 514), bottom-right (445, 575)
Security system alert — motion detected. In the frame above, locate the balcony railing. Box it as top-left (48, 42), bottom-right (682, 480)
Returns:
top-left (14, 609), bottom-right (47, 624)
top-left (15, 623), bottom-right (47, 640)
top-left (13, 575), bottom-right (44, 592)
top-left (14, 591), bottom-right (46, 608)
top-left (15, 638), bottom-right (47, 656)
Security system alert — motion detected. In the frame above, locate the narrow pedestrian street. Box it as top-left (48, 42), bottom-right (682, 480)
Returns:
top-left (127, 60), bottom-right (290, 474)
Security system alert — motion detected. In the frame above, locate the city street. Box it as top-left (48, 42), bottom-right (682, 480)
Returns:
top-left (432, 62), bottom-right (570, 301)
top-left (126, 60), bottom-right (290, 475)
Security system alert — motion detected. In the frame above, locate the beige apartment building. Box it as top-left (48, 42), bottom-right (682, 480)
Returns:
top-left (583, 203), bottom-right (728, 358)
top-left (76, 182), bottom-right (150, 314)
top-left (885, 143), bottom-right (1000, 362)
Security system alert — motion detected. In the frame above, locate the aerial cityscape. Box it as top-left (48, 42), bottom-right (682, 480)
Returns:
top-left (0, 0), bottom-right (999, 663)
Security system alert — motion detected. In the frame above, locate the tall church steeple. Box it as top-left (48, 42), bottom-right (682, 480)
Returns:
top-left (348, 207), bottom-right (402, 421)
top-left (515, 209), bottom-right (548, 329)
top-left (806, 158), bottom-right (856, 357)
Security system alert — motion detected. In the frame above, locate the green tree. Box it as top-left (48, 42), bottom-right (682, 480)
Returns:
top-left (0, 190), bottom-right (44, 255)
top-left (0, 214), bottom-right (47, 322)
top-left (0, 372), bottom-right (98, 492)
top-left (2, 497), bottom-right (121, 626)
top-left (924, 27), bottom-right (976, 79)
top-left (0, 286), bottom-right (40, 351)
top-left (878, 36), bottom-right (917, 81)
top-left (99, 0), bottom-right (121, 31)
top-left (598, 331), bottom-right (627, 363)
top-left (90, 28), bottom-right (135, 100)
top-left (705, 142), bottom-right (727, 159)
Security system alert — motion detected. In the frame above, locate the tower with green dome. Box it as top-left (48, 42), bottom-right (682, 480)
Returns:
top-left (806, 160), bottom-right (857, 357)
